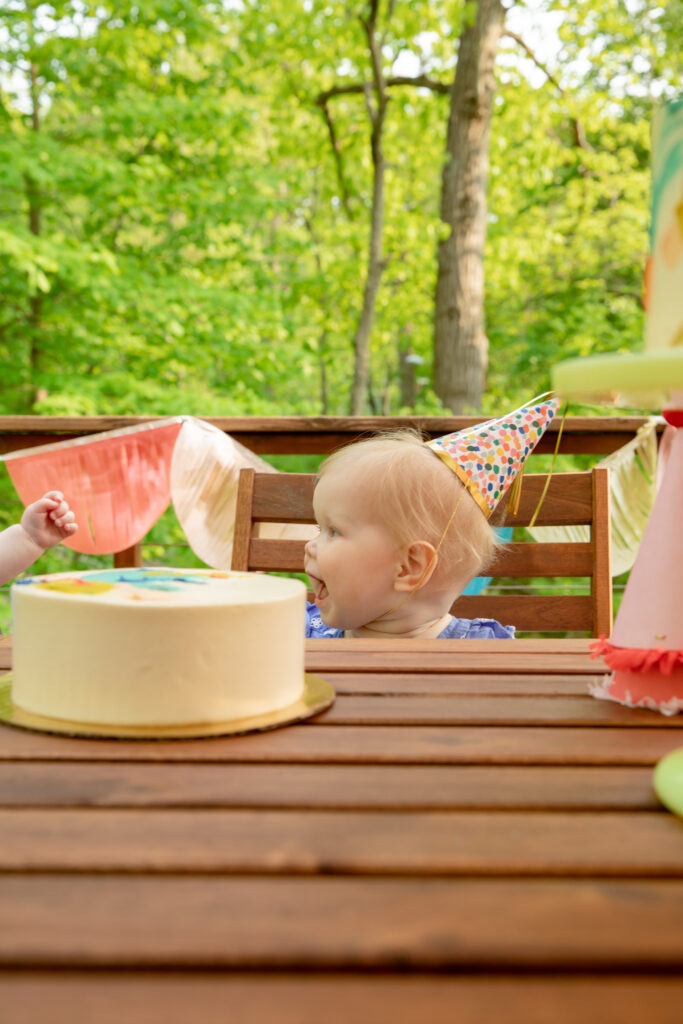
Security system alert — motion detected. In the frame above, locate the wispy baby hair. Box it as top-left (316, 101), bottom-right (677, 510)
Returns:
top-left (318, 430), bottom-right (500, 595)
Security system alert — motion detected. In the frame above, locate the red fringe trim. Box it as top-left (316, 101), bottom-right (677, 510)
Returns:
top-left (590, 636), bottom-right (683, 675)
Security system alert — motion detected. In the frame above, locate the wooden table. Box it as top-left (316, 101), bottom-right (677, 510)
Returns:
top-left (1, 636), bottom-right (682, 1023)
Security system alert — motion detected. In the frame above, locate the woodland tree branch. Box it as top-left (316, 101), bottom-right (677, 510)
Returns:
top-left (318, 98), bottom-right (353, 217)
top-left (315, 73), bottom-right (450, 106)
top-left (315, 74), bottom-right (449, 201)
top-left (504, 29), bottom-right (593, 151)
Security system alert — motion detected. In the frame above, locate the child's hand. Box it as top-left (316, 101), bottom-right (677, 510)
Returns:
top-left (21, 491), bottom-right (78, 550)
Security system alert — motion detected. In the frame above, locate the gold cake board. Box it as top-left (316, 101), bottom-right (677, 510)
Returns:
top-left (0, 674), bottom-right (334, 740)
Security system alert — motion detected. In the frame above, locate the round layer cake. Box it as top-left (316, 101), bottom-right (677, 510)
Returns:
top-left (11, 568), bottom-right (306, 727)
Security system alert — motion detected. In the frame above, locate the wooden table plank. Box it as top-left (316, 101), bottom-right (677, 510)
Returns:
top-left (318, 694), bottom-right (678, 726)
top-left (2, 973), bottom-right (682, 1024)
top-left (0, 637), bottom-right (680, 1015)
top-left (0, 763), bottom-right (659, 810)
top-left (0, 637), bottom-right (605, 675)
top-left (1, 722), bottom-right (681, 764)
top-left (2, 876), bottom-right (683, 968)
top-left (0, 635), bottom-right (595, 653)
top-left (306, 652), bottom-right (606, 674)
top-left (1, 667), bottom-right (605, 698)
top-left (324, 671), bottom-right (593, 694)
top-left (306, 645), bottom-right (604, 675)
top-left (310, 639), bottom-right (596, 653)
top-left (311, 634), bottom-right (598, 651)
top-left (1, 809), bottom-right (681, 875)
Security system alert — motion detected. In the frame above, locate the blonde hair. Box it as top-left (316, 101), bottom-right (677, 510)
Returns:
top-left (319, 431), bottom-right (500, 596)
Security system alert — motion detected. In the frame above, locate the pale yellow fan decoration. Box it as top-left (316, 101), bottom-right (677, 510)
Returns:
top-left (528, 418), bottom-right (659, 577)
top-left (170, 418), bottom-right (316, 569)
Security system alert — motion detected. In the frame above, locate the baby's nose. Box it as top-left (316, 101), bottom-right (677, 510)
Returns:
top-left (305, 535), bottom-right (316, 557)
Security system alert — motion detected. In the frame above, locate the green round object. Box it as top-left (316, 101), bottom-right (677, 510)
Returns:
top-left (653, 747), bottom-right (683, 817)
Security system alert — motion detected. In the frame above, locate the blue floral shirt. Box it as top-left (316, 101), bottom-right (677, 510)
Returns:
top-left (305, 602), bottom-right (515, 639)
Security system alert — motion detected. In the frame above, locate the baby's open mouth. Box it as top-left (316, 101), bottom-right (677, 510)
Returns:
top-left (308, 574), bottom-right (328, 604)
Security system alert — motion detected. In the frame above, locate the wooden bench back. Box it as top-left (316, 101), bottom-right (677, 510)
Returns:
top-left (231, 467), bottom-right (612, 636)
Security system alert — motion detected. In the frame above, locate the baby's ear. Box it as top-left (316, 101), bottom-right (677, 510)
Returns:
top-left (395, 541), bottom-right (438, 591)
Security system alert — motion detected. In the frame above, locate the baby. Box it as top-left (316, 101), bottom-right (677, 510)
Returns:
top-left (0, 491), bottom-right (78, 586)
top-left (304, 431), bottom-right (510, 639)
top-left (304, 398), bottom-right (559, 640)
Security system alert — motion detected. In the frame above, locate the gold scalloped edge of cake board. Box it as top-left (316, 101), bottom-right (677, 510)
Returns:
top-left (0, 673), bottom-right (334, 740)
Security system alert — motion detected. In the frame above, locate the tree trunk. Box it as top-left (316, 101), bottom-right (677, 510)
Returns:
top-left (349, 125), bottom-right (385, 414)
top-left (26, 59), bottom-right (45, 410)
top-left (433, 0), bottom-right (506, 413)
top-left (349, 2), bottom-right (388, 415)
top-left (399, 345), bottom-right (418, 409)
top-left (318, 328), bottom-right (329, 414)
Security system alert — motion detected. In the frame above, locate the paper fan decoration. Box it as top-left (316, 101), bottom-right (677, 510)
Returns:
top-left (1, 419), bottom-right (183, 555)
top-left (170, 418), bottom-right (316, 569)
top-left (529, 418), bottom-right (659, 577)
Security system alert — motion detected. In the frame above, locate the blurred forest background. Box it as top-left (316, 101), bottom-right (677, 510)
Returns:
top-left (0, 0), bottom-right (681, 622)
top-left (2, 0), bottom-right (682, 419)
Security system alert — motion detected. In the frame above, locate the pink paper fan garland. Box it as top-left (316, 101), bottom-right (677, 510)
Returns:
top-left (2, 420), bottom-right (183, 555)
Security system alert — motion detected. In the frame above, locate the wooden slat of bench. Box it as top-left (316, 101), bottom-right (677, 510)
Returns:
top-left (1, 809), bottom-right (681, 876)
top-left (247, 541), bottom-right (596, 576)
top-left (251, 473), bottom-right (317, 521)
top-left (0, 763), bottom-right (658, 810)
top-left (0, 723), bottom-right (681, 764)
top-left (113, 543), bottom-right (142, 568)
top-left (230, 464), bottom-right (255, 572)
top-left (249, 537), bottom-right (308, 571)
top-left (2, 972), bottom-right (682, 1024)
top-left (497, 473), bottom-right (594, 526)
top-left (2, 876), bottom-right (683, 967)
top-left (592, 461), bottom-right (613, 636)
top-left (452, 594), bottom-right (593, 631)
top-left (490, 542), bottom-right (593, 576)
top-left (249, 471), bottom-right (595, 526)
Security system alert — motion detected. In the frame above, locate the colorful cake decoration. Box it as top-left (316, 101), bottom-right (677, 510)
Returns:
top-left (17, 568), bottom-right (236, 598)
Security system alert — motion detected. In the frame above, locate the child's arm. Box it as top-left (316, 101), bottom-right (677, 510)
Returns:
top-left (0, 491), bottom-right (77, 586)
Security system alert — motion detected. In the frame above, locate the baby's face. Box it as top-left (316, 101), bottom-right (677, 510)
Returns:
top-left (304, 467), bottom-right (402, 631)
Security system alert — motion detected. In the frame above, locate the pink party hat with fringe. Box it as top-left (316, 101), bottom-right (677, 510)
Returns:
top-left (590, 415), bottom-right (683, 715)
top-left (426, 397), bottom-right (560, 517)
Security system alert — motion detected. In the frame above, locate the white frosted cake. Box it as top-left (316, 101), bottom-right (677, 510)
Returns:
top-left (10, 568), bottom-right (306, 727)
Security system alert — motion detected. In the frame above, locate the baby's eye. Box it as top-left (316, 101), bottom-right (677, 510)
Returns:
top-left (327, 525), bottom-right (340, 538)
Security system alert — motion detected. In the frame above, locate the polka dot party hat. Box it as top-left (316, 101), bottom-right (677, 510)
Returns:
top-left (426, 397), bottom-right (561, 518)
